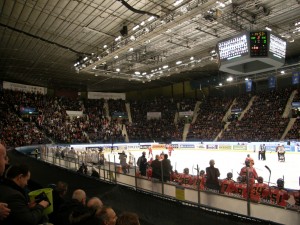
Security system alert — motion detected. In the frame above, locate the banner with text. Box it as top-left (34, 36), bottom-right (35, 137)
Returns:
top-left (88, 92), bottom-right (125, 100)
top-left (3, 81), bottom-right (47, 94)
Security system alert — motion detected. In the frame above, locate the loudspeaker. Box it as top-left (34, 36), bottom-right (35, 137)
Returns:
top-left (120, 26), bottom-right (128, 36)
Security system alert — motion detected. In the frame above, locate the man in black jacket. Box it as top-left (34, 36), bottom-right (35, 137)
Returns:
top-left (162, 154), bottom-right (172, 182)
top-left (54, 189), bottom-right (98, 225)
top-left (205, 159), bottom-right (220, 191)
top-left (0, 144), bottom-right (10, 220)
top-left (151, 155), bottom-right (161, 180)
top-left (137, 152), bottom-right (147, 176)
top-left (0, 164), bottom-right (49, 225)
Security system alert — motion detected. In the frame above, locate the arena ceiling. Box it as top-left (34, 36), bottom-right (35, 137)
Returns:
top-left (0, 0), bottom-right (300, 92)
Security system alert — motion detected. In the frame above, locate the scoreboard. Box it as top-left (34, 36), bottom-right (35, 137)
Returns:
top-left (249, 31), bottom-right (268, 57)
top-left (217, 31), bottom-right (286, 75)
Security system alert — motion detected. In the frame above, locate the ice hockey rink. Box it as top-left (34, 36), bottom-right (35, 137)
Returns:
top-left (115, 149), bottom-right (300, 190)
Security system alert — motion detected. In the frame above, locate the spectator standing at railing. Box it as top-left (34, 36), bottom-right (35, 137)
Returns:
top-left (151, 155), bottom-right (161, 180)
top-left (137, 152), bottom-right (147, 176)
top-left (205, 159), bottom-right (220, 191)
top-left (162, 154), bottom-right (172, 182)
top-left (119, 151), bottom-right (128, 174)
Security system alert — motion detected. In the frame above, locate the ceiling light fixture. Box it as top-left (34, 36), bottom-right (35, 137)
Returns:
top-left (133, 25), bottom-right (140, 31)
top-left (226, 77), bottom-right (233, 82)
top-left (174, 0), bottom-right (183, 6)
top-left (265, 26), bottom-right (272, 31)
top-left (115, 36), bottom-right (121, 41)
top-left (148, 16), bottom-right (155, 22)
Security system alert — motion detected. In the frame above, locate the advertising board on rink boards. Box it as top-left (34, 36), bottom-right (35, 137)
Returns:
top-left (70, 141), bottom-right (300, 153)
top-left (218, 145), bottom-right (232, 150)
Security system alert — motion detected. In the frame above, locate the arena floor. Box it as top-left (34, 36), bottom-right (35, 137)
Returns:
top-left (109, 149), bottom-right (300, 190)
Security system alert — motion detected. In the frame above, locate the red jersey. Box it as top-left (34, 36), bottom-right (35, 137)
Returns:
top-left (264, 188), bottom-right (289, 206)
top-left (220, 179), bottom-right (235, 194)
top-left (292, 190), bottom-right (300, 206)
top-left (239, 167), bottom-right (258, 185)
top-left (168, 145), bottom-right (174, 156)
top-left (193, 175), bottom-right (206, 190)
top-left (172, 172), bottom-right (181, 183)
top-left (233, 182), bottom-right (249, 199)
top-left (250, 183), bottom-right (268, 202)
top-left (147, 167), bottom-right (152, 179)
top-left (148, 147), bottom-right (153, 158)
top-left (179, 174), bottom-right (194, 186)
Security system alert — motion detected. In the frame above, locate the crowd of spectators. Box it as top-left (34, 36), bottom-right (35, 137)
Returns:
top-left (126, 97), bottom-right (182, 142)
top-left (0, 92), bottom-right (51, 147)
top-left (1, 86), bottom-right (300, 148)
top-left (227, 93), bottom-right (252, 122)
top-left (220, 88), bottom-right (291, 141)
top-left (187, 96), bottom-right (232, 141)
top-left (285, 117), bottom-right (300, 140)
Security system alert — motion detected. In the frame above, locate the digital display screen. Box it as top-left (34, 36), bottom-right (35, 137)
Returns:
top-left (250, 31), bottom-right (268, 57)
top-left (292, 102), bottom-right (300, 108)
top-left (20, 106), bottom-right (38, 115)
top-left (217, 34), bottom-right (248, 61)
top-left (218, 31), bottom-right (286, 75)
top-left (269, 34), bottom-right (286, 59)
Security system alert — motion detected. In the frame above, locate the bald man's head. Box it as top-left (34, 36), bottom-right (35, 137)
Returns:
top-left (0, 144), bottom-right (7, 176)
top-left (87, 197), bottom-right (103, 216)
top-left (72, 189), bottom-right (86, 205)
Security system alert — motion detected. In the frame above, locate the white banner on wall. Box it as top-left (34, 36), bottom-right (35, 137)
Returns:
top-left (3, 81), bottom-right (47, 94)
top-left (66, 110), bottom-right (83, 117)
top-left (179, 111), bottom-right (193, 117)
top-left (88, 92), bottom-right (125, 100)
top-left (147, 112), bottom-right (161, 119)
